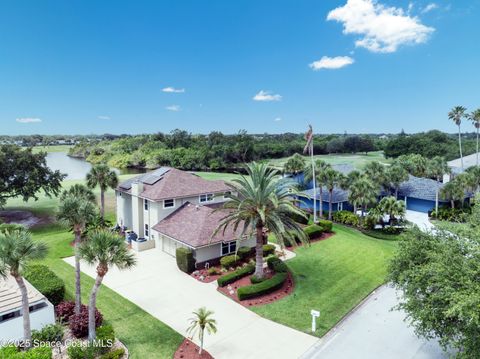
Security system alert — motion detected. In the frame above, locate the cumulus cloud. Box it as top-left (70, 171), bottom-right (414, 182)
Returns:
top-left (421, 3), bottom-right (438, 14)
top-left (309, 56), bottom-right (355, 70)
top-left (165, 105), bottom-right (181, 111)
top-left (253, 90), bottom-right (282, 102)
top-left (274, 117), bottom-right (282, 122)
top-left (327, 0), bottom-right (435, 53)
top-left (16, 118), bottom-right (42, 123)
top-left (98, 115), bottom-right (110, 120)
top-left (162, 87), bottom-right (185, 93)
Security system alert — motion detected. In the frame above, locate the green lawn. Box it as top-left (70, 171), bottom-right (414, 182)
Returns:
top-left (32, 145), bottom-right (73, 153)
top-left (267, 151), bottom-right (391, 170)
top-left (193, 171), bottom-right (243, 182)
top-left (254, 224), bottom-right (397, 336)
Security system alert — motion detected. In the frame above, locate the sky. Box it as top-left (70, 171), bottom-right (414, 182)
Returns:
top-left (1, 0), bottom-right (479, 135)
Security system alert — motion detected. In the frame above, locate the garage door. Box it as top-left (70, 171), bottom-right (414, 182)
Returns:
top-left (162, 236), bottom-right (188, 257)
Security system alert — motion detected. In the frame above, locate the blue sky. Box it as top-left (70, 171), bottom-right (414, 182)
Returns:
top-left (1, 0), bottom-right (479, 135)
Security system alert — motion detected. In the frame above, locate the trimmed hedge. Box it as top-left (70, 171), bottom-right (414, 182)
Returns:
top-left (318, 219), bottom-right (333, 233)
top-left (24, 264), bottom-right (65, 306)
top-left (217, 264), bottom-right (255, 287)
top-left (176, 247), bottom-right (195, 273)
top-left (267, 256), bottom-right (288, 273)
top-left (237, 273), bottom-right (288, 301)
top-left (250, 274), bottom-right (267, 284)
top-left (237, 246), bottom-right (252, 260)
top-left (220, 254), bottom-right (240, 269)
top-left (303, 224), bottom-right (324, 239)
top-left (262, 244), bottom-right (276, 256)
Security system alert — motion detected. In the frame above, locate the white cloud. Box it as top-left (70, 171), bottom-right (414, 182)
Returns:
top-left (421, 3), bottom-right (438, 14)
top-left (327, 0), bottom-right (435, 53)
top-left (253, 90), bottom-right (282, 102)
top-left (309, 56), bottom-right (355, 70)
top-left (165, 105), bottom-right (181, 111)
top-left (162, 87), bottom-right (185, 93)
top-left (16, 118), bottom-right (42, 123)
top-left (274, 117), bottom-right (282, 122)
top-left (98, 115), bottom-right (110, 120)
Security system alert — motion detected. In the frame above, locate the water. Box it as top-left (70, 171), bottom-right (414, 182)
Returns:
top-left (45, 152), bottom-right (146, 180)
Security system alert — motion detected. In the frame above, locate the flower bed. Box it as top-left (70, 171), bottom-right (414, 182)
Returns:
top-left (174, 339), bottom-right (213, 359)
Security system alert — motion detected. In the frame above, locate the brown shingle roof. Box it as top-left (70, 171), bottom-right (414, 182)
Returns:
top-left (118, 167), bottom-right (231, 201)
top-left (152, 202), bottom-right (248, 248)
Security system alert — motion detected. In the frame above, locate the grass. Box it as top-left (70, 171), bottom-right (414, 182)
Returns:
top-left (267, 151), bottom-right (391, 170)
top-left (32, 145), bottom-right (73, 153)
top-left (253, 224), bottom-right (397, 336)
top-left (193, 171), bottom-right (243, 182)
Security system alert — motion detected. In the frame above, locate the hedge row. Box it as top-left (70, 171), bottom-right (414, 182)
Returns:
top-left (23, 264), bottom-right (65, 306)
top-left (237, 273), bottom-right (288, 301)
top-left (303, 224), bottom-right (324, 239)
top-left (217, 264), bottom-right (255, 287)
top-left (317, 219), bottom-right (333, 232)
top-left (267, 256), bottom-right (288, 273)
top-left (176, 247), bottom-right (195, 273)
top-left (220, 254), bottom-right (240, 269)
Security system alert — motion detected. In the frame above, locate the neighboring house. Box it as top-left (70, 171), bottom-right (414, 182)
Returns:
top-left (299, 187), bottom-right (353, 213)
top-left (0, 276), bottom-right (55, 342)
top-left (116, 167), bottom-right (255, 267)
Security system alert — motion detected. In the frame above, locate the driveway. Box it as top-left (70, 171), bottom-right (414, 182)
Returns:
top-left (64, 249), bottom-right (317, 359)
top-left (406, 210), bottom-right (435, 231)
top-left (300, 285), bottom-right (448, 359)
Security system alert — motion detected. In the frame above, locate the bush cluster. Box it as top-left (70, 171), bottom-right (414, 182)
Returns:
top-left (303, 224), bottom-right (324, 239)
top-left (333, 211), bottom-right (360, 226)
top-left (430, 207), bottom-right (470, 222)
top-left (237, 246), bottom-right (252, 260)
top-left (237, 273), bottom-right (288, 301)
top-left (267, 256), bottom-right (288, 273)
top-left (262, 244), bottom-right (276, 256)
top-left (23, 264), bottom-right (65, 306)
top-left (217, 264), bottom-right (255, 287)
top-left (65, 304), bottom-right (103, 338)
top-left (220, 254), bottom-right (240, 269)
top-left (32, 323), bottom-right (64, 344)
top-left (100, 348), bottom-right (125, 359)
top-left (175, 247), bottom-right (195, 273)
top-left (0, 346), bottom-right (52, 359)
top-left (67, 342), bottom-right (97, 359)
top-left (317, 219), bottom-right (333, 232)
top-left (55, 301), bottom-right (76, 323)
top-left (96, 325), bottom-right (115, 354)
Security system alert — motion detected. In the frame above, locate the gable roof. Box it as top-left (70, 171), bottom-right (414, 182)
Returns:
top-left (0, 276), bottom-right (47, 314)
top-left (152, 202), bottom-right (247, 248)
top-left (118, 167), bottom-right (230, 201)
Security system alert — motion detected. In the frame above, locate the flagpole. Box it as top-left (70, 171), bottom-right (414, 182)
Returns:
top-left (311, 138), bottom-right (317, 223)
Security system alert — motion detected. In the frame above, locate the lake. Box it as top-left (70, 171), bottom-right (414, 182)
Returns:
top-left (46, 152), bottom-right (146, 180)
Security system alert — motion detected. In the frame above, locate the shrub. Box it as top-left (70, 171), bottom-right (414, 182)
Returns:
top-left (333, 211), bottom-right (359, 226)
top-left (288, 210), bottom-right (309, 225)
top-left (69, 306), bottom-right (103, 338)
top-left (303, 224), bottom-right (324, 239)
top-left (217, 264), bottom-right (255, 287)
top-left (67, 343), bottom-right (96, 359)
top-left (207, 267), bottom-right (219, 276)
top-left (431, 207), bottom-right (470, 222)
top-left (363, 214), bottom-right (377, 230)
top-left (96, 325), bottom-right (115, 354)
top-left (32, 323), bottom-right (64, 344)
top-left (22, 347), bottom-right (53, 359)
top-left (24, 264), bottom-right (65, 306)
top-left (318, 219), bottom-right (333, 233)
top-left (0, 345), bottom-right (18, 357)
top-left (266, 256), bottom-right (288, 273)
top-left (250, 275), bottom-right (267, 284)
top-left (237, 246), bottom-right (252, 260)
top-left (55, 301), bottom-right (76, 323)
top-left (220, 254), bottom-right (240, 269)
top-left (175, 247), bottom-right (195, 273)
top-left (262, 244), bottom-right (276, 256)
top-left (237, 273), bottom-right (288, 301)
top-left (100, 348), bottom-right (125, 359)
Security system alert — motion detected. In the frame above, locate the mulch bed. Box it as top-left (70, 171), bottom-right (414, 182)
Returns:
top-left (217, 268), bottom-right (294, 307)
top-left (174, 339), bottom-right (214, 359)
top-left (191, 267), bottom-right (223, 283)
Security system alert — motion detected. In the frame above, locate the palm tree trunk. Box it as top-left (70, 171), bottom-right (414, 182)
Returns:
top-left (199, 329), bottom-right (204, 355)
top-left (435, 189), bottom-right (439, 214)
top-left (328, 190), bottom-right (333, 220)
top-left (88, 273), bottom-right (104, 341)
top-left (254, 225), bottom-right (264, 278)
top-left (476, 127), bottom-right (479, 167)
top-left (451, 200), bottom-right (455, 209)
top-left (14, 275), bottom-right (31, 347)
top-left (458, 125), bottom-right (464, 170)
top-left (100, 189), bottom-right (105, 219)
top-left (319, 187), bottom-right (323, 219)
top-left (74, 230), bottom-right (82, 315)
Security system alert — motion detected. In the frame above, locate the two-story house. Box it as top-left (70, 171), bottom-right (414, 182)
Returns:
top-left (116, 167), bottom-right (255, 267)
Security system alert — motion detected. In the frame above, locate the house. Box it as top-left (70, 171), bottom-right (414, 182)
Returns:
top-left (0, 276), bottom-right (55, 342)
top-left (116, 167), bottom-right (255, 267)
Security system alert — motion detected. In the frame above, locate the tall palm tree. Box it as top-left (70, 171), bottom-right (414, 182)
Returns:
top-left (86, 164), bottom-right (119, 219)
top-left (466, 166), bottom-right (480, 193)
top-left (214, 162), bottom-right (308, 279)
top-left (79, 229), bottom-right (136, 341)
top-left (283, 153), bottom-right (306, 175)
top-left (187, 307), bottom-right (217, 355)
top-left (304, 160), bottom-right (331, 219)
top-left (441, 180), bottom-right (465, 209)
top-left (323, 168), bottom-right (343, 220)
top-left (60, 184), bottom-right (96, 203)
top-left (448, 106), bottom-right (467, 170)
top-left (348, 177), bottom-right (378, 221)
top-left (364, 161), bottom-right (387, 189)
top-left (58, 194), bottom-right (97, 315)
top-left (0, 230), bottom-right (47, 346)
top-left (427, 156), bottom-right (450, 213)
top-left (387, 164), bottom-right (408, 199)
top-left (469, 109), bottom-right (480, 166)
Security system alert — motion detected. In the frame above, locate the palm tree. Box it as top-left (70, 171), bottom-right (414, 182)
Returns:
top-left (364, 161), bottom-right (387, 189)
top-left (378, 196), bottom-right (406, 225)
top-left (387, 164), bottom-right (408, 199)
top-left (58, 194), bottom-right (97, 315)
top-left (448, 106), bottom-right (467, 170)
top-left (214, 162), bottom-right (308, 279)
top-left (323, 168), bottom-right (343, 220)
top-left (466, 166), bottom-right (480, 193)
top-left (427, 156), bottom-right (450, 213)
top-left (283, 153), bottom-right (306, 175)
top-left (469, 109), bottom-right (480, 166)
top-left (441, 180), bottom-right (465, 209)
top-left (0, 230), bottom-right (47, 346)
top-left (60, 184), bottom-right (96, 203)
top-left (304, 160), bottom-right (331, 219)
top-left (187, 307), bottom-right (217, 355)
top-left (348, 177), bottom-right (378, 221)
top-left (79, 229), bottom-right (136, 341)
top-left (86, 164), bottom-right (119, 219)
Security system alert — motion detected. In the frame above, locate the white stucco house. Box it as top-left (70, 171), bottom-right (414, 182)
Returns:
top-left (0, 276), bottom-right (55, 342)
top-left (116, 167), bottom-right (255, 267)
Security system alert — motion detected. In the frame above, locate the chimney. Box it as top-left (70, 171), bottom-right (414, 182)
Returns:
top-left (131, 181), bottom-right (144, 196)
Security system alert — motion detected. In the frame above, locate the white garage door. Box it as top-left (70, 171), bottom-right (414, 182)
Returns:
top-left (162, 236), bottom-right (187, 257)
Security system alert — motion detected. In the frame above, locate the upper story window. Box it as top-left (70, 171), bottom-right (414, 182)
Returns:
top-left (144, 199), bottom-right (149, 211)
top-left (163, 199), bottom-right (175, 208)
top-left (145, 224), bottom-right (149, 237)
top-left (221, 241), bottom-right (236, 256)
top-left (199, 193), bottom-right (214, 203)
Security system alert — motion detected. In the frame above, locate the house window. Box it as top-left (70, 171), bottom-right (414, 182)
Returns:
top-left (224, 191), bottom-right (231, 199)
top-left (144, 199), bottom-right (149, 211)
top-left (145, 224), bottom-right (149, 237)
top-left (200, 193), bottom-right (214, 203)
top-left (221, 241), bottom-right (236, 256)
top-left (163, 199), bottom-right (175, 208)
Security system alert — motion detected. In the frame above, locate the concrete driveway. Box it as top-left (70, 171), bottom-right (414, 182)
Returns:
top-left (64, 249), bottom-right (317, 359)
top-left (406, 210), bottom-right (435, 231)
top-left (300, 285), bottom-right (447, 359)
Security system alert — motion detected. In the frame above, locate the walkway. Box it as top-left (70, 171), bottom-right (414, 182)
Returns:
top-left (64, 249), bottom-right (317, 359)
top-left (300, 285), bottom-right (447, 359)
top-left (406, 210), bottom-right (435, 231)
